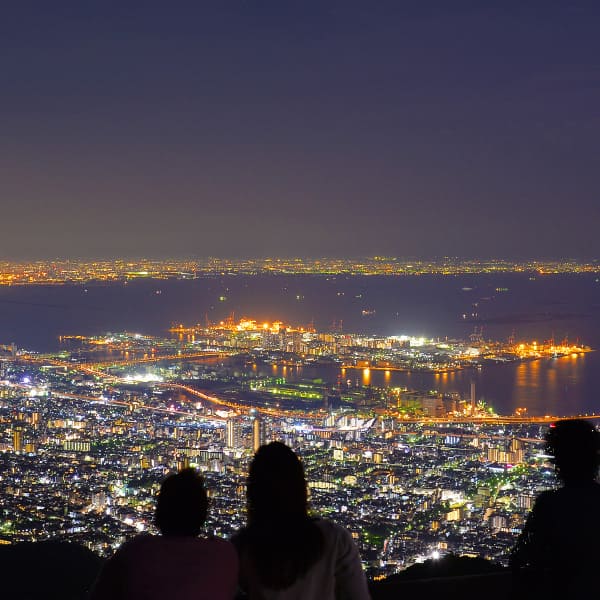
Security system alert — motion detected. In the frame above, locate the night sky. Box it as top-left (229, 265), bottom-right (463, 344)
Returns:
top-left (2, 2), bottom-right (599, 260)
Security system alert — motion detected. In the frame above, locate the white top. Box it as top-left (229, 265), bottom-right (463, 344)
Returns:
top-left (238, 518), bottom-right (372, 600)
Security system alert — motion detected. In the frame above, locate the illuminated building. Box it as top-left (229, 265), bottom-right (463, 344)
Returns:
top-left (62, 440), bottom-right (92, 452)
top-left (12, 428), bottom-right (23, 453)
top-left (177, 456), bottom-right (190, 471)
top-left (252, 416), bottom-right (264, 453)
top-left (226, 418), bottom-right (238, 450)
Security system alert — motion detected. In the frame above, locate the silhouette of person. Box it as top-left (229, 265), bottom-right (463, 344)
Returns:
top-left (509, 419), bottom-right (600, 598)
top-left (90, 467), bottom-right (239, 600)
top-left (231, 441), bottom-right (372, 599)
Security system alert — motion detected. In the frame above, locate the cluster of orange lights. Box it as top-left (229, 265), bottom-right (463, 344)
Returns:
top-left (513, 341), bottom-right (589, 359)
top-left (215, 318), bottom-right (308, 334)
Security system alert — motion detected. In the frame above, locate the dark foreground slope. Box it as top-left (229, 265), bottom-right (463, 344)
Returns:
top-left (369, 554), bottom-right (510, 599)
top-left (0, 540), bottom-right (103, 600)
top-left (0, 541), bottom-right (522, 600)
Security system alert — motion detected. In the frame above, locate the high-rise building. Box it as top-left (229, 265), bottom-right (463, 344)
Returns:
top-left (12, 427), bottom-right (23, 453)
top-left (226, 418), bottom-right (237, 449)
top-left (470, 380), bottom-right (476, 414)
top-left (252, 416), bottom-right (264, 453)
top-left (177, 456), bottom-right (190, 471)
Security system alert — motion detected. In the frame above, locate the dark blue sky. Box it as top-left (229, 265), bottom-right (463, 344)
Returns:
top-left (2, 1), bottom-right (599, 260)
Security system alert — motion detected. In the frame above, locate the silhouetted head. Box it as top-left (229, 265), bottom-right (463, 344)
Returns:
top-left (155, 468), bottom-right (208, 536)
top-left (247, 441), bottom-right (308, 524)
top-left (545, 419), bottom-right (600, 484)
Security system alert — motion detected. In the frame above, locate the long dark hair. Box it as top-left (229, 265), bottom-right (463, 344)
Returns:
top-left (239, 441), bottom-right (324, 589)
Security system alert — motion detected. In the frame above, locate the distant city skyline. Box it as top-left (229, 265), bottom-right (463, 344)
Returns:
top-left (1, 255), bottom-right (599, 285)
top-left (1, 253), bottom-right (600, 261)
top-left (2, 3), bottom-right (599, 259)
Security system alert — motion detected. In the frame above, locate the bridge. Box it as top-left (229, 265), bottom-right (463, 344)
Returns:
top-left (86, 351), bottom-right (230, 369)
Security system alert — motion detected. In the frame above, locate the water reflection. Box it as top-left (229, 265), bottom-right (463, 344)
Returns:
top-left (362, 368), bottom-right (371, 386)
top-left (242, 352), bottom-right (596, 416)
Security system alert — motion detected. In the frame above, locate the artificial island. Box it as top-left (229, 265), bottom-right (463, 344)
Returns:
top-left (6, 316), bottom-right (591, 423)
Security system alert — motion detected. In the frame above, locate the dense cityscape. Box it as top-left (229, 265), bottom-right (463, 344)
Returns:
top-left (1, 318), bottom-right (596, 580)
top-left (1, 257), bottom-right (600, 285)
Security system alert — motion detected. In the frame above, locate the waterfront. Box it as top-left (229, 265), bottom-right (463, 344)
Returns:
top-left (1, 273), bottom-right (599, 416)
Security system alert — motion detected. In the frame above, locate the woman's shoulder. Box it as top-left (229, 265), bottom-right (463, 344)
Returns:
top-left (195, 536), bottom-right (239, 567)
top-left (119, 534), bottom-right (236, 554)
top-left (115, 534), bottom-right (156, 553)
top-left (312, 518), bottom-right (355, 544)
top-left (202, 535), bottom-right (238, 553)
top-left (312, 517), bottom-right (347, 531)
